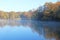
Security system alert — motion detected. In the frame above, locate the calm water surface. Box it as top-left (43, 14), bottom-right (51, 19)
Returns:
top-left (0, 20), bottom-right (60, 40)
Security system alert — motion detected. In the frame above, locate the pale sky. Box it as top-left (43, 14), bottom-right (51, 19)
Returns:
top-left (0, 0), bottom-right (57, 12)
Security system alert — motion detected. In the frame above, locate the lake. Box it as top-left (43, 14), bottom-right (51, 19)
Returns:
top-left (0, 20), bottom-right (60, 40)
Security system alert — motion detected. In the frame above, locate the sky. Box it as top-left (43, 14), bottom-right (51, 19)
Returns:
top-left (0, 0), bottom-right (57, 12)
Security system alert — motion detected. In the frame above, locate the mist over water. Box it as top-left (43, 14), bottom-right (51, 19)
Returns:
top-left (0, 19), bottom-right (60, 40)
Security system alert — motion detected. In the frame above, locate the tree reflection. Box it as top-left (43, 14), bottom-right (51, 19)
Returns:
top-left (0, 20), bottom-right (60, 40)
top-left (30, 21), bottom-right (60, 40)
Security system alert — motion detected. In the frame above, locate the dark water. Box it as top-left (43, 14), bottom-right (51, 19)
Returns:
top-left (0, 20), bottom-right (60, 40)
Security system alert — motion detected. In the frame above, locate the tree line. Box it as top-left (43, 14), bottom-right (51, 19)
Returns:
top-left (0, 2), bottom-right (60, 21)
top-left (31, 2), bottom-right (60, 21)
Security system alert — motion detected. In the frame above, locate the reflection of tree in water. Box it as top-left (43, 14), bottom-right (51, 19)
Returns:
top-left (30, 21), bottom-right (60, 40)
top-left (0, 20), bottom-right (31, 27)
top-left (0, 20), bottom-right (8, 27)
top-left (0, 20), bottom-right (60, 40)
top-left (30, 21), bottom-right (44, 34)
